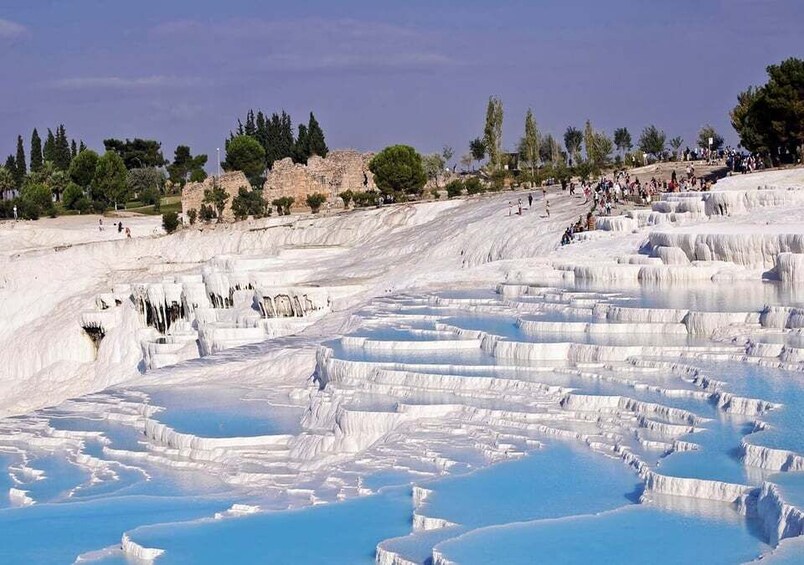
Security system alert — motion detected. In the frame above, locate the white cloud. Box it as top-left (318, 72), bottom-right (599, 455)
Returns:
top-left (0, 18), bottom-right (28, 39)
top-left (50, 75), bottom-right (203, 90)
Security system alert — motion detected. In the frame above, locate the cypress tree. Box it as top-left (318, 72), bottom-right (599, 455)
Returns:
top-left (71, 140), bottom-right (77, 159)
top-left (279, 111), bottom-right (294, 162)
top-left (307, 112), bottom-right (328, 158)
top-left (14, 135), bottom-right (26, 186)
top-left (293, 124), bottom-right (310, 164)
top-left (5, 155), bottom-right (16, 183)
top-left (55, 125), bottom-right (72, 170)
top-left (43, 129), bottom-right (56, 164)
top-left (79, 140), bottom-right (87, 153)
top-left (30, 128), bottom-right (43, 172)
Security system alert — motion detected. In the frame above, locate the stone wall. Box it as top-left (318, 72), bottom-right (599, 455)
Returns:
top-left (181, 171), bottom-right (250, 223)
top-left (263, 150), bottom-right (376, 210)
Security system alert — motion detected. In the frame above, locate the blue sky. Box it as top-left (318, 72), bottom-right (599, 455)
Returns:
top-left (0, 0), bottom-right (801, 165)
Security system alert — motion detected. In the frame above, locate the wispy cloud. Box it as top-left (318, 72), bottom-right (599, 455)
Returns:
top-left (0, 18), bottom-right (28, 39)
top-left (151, 17), bottom-right (457, 73)
top-left (49, 75), bottom-right (203, 90)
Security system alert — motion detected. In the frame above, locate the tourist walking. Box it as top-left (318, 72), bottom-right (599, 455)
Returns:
top-left (99, 218), bottom-right (103, 231)
top-left (508, 201), bottom-right (512, 216)
top-left (545, 200), bottom-right (550, 217)
top-left (12, 204), bottom-right (17, 221)
top-left (528, 193), bottom-right (533, 208)
top-left (518, 198), bottom-right (523, 215)
top-left (125, 227), bottom-right (131, 238)
top-left (118, 222), bottom-right (123, 233)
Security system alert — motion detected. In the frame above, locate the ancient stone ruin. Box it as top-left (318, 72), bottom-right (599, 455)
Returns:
top-left (181, 171), bottom-right (251, 223)
top-left (263, 150), bottom-right (376, 210)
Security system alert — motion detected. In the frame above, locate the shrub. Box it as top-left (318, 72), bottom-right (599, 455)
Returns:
top-left (21, 182), bottom-right (55, 219)
top-left (231, 187), bottom-right (266, 220)
top-left (489, 170), bottom-right (507, 192)
top-left (162, 211), bottom-right (180, 234)
top-left (464, 177), bottom-right (484, 195)
top-left (430, 188), bottom-right (441, 200)
top-left (306, 192), bottom-right (327, 213)
top-left (75, 197), bottom-right (92, 214)
top-left (340, 190), bottom-right (354, 208)
top-left (63, 182), bottom-right (85, 210)
top-left (199, 204), bottom-right (217, 222)
top-left (271, 196), bottom-right (295, 216)
top-left (352, 190), bottom-right (379, 207)
top-left (445, 180), bottom-right (464, 198)
top-left (187, 208), bottom-right (197, 225)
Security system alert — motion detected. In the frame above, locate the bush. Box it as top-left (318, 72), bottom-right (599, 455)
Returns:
top-left (21, 182), bottom-right (55, 219)
top-left (91, 200), bottom-right (108, 214)
top-left (339, 190), bottom-right (354, 208)
top-left (306, 192), bottom-right (327, 213)
top-left (430, 188), bottom-right (441, 200)
top-left (162, 211), bottom-right (180, 234)
top-left (187, 208), bottom-right (197, 225)
top-left (489, 170), bottom-right (507, 192)
top-left (271, 196), bottom-right (294, 216)
top-left (445, 180), bottom-right (464, 198)
top-left (464, 177), bottom-right (484, 195)
top-left (231, 187), bottom-right (266, 220)
top-left (199, 204), bottom-right (217, 222)
top-left (75, 197), bottom-right (92, 214)
top-left (352, 190), bottom-right (379, 207)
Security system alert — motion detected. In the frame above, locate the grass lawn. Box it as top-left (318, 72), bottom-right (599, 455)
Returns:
top-left (123, 196), bottom-right (181, 216)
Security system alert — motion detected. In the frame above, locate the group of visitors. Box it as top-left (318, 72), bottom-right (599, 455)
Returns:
top-left (98, 218), bottom-right (131, 238)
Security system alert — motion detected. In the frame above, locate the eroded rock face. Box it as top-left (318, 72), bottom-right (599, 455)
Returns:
top-left (263, 150), bottom-right (376, 210)
top-left (181, 171), bottom-right (251, 223)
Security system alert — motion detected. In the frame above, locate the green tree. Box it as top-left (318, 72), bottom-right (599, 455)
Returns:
top-left (422, 153), bottom-right (446, 188)
top-left (68, 149), bottom-right (99, 188)
top-left (669, 136), bottom-right (684, 159)
top-left (613, 127), bottom-right (632, 155)
top-left (127, 167), bottom-right (165, 206)
top-left (469, 137), bottom-right (486, 169)
top-left (369, 145), bottom-right (427, 195)
top-left (14, 135), bottom-right (26, 187)
top-left (43, 129), bottom-right (56, 164)
top-left (638, 125), bottom-right (667, 158)
top-left (71, 139), bottom-right (78, 159)
top-left (20, 181), bottom-right (55, 218)
top-left (563, 127), bottom-right (583, 165)
top-left (62, 182), bottom-right (85, 209)
top-left (203, 182), bottom-right (229, 222)
top-left (307, 112), bottom-right (328, 158)
top-left (30, 129), bottom-right (43, 172)
top-left (520, 108), bottom-right (540, 183)
top-left (223, 135), bottom-right (266, 184)
top-left (231, 187), bottom-right (266, 219)
top-left (48, 169), bottom-right (69, 202)
top-left (0, 167), bottom-right (14, 198)
top-left (483, 96), bottom-right (504, 170)
top-left (697, 125), bottom-right (724, 151)
top-left (103, 138), bottom-right (167, 169)
top-left (167, 145), bottom-right (207, 187)
top-left (54, 125), bottom-right (72, 170)
top-left (731, 57), bottom-right (804, 164)
top-left (293, 124), bottom-right (310, 164)
top-left (91, 151), bottom-right (128, 208)
top-left (441, 145), bottom-right (454, 166)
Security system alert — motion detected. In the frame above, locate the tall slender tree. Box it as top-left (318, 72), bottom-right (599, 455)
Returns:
top-left (30, 129), bottom-right (43, 172)
top-left (71, 140), bottom-right (78, 159)
top-left (43, 129), bottom-right (56, 164)
top-left (520, 108), bottom-right (540, 182)
top-left (14, 135), bottom-right (26, 187)
top-left (483, 96), bottom-right (504, 171)
top-left (563, 127), bottom-right (583, 166)
top-left (293, 124), bottom-right (310, 164)
top-left (307, 112), bottom-right (328, 158)
top-left (54, 125), bottom-right (72, 170)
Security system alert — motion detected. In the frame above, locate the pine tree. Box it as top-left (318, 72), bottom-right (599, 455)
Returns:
top-left (43, 129), bottom-right (56, 164)
top-left (307, 112), bottom-right (328, 158)
top-left (30, 129), bottom-right (43, 172)
top-left (14, 135), bottom-right (26, 187)
top-left (79, 141), bottom-right (87, 153)
top-left (71, 140), bottom-right (77, 159)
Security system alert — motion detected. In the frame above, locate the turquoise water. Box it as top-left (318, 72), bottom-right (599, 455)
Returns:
top-left (145, 387), bottom-right (303, 438)
top-left (435, 505), bottom-right (768, 564)
top-left (127, 487), bottom-right (412, 564)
